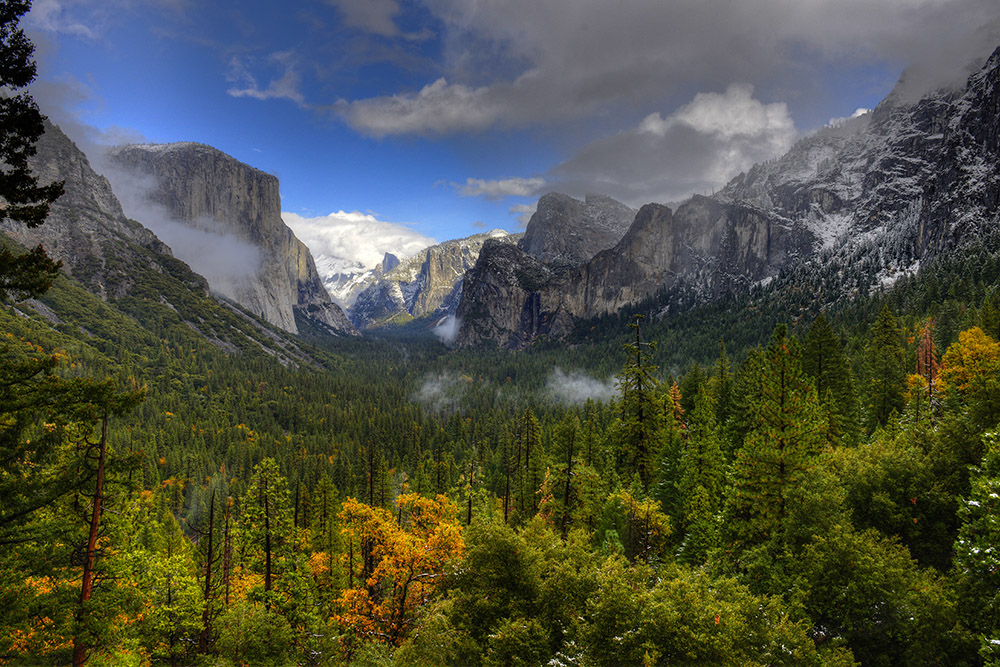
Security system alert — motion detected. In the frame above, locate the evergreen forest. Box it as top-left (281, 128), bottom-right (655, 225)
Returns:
top-left (6, 3), bottom-right (1000, 666)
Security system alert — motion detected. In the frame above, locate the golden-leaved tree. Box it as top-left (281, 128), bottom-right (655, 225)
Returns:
top-left (336, 493), bottom-right (463, 648)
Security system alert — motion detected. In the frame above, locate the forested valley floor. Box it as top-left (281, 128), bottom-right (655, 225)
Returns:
top-left (5, 234), bottom-right (1000, 667)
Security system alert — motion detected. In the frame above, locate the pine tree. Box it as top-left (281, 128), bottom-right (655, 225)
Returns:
top-left (712, 340), bottom-right (734, 428)
top-left (803, 313), bottom-right (859, 445)
top-left (866, 305), bottom-right (907, 430)
top-left (240, 458), bottom-right (294, 604)
top-left (611, 315), bottom-right (664, 488)
top-left (725, 326), bottom-right (826, 554)
top-left (677, 385), bottom-right (724, 544)
top-left (0, 0), bottom-right (64, 301)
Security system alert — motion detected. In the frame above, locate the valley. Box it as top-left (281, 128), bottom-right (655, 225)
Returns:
top-left (4, 4), bottom-right (1000, 665)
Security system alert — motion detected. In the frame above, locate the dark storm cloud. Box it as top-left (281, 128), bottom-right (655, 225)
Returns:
top-left (341, 0), bottom-right (1000, 136)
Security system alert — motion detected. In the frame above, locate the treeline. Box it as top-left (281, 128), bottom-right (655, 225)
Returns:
top-left (6, 283), bottom-right (1000, 665)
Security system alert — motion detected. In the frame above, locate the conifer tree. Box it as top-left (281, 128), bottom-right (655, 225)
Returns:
top-left (712, 340), bottom-right (733, 428)
top-left (725, 326), bottom-right (826, 554)
top-left (677, 385), bottom-right (724, 541)
top-left (865, 305), bottom-right (907, 430)
top-left (803, 313), bottom-right (859, 444)
top-left (0, 0), bottom-right (64, 301)
top-left (240, 458), bottom-right (294, 603)
top-left (611, 315), bottom-right (664, 488)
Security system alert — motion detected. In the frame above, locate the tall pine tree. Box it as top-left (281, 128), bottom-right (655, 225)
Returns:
top-left (865, 305), bottom-right (907, 431)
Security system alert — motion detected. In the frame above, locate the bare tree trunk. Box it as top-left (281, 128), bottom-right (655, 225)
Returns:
top-left (223, 498), bottom-right (233, 607)
top-left (72, 416), bottom-right (108, 667)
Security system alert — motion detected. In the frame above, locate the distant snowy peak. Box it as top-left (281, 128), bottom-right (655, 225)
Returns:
top-left (348, 229), bottom-right (519, 329)
top-left (314, 248), bottom-right (417, 307)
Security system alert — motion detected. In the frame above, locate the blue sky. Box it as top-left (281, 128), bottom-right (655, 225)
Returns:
top-left (25, 0), bottom-right (1000, 270)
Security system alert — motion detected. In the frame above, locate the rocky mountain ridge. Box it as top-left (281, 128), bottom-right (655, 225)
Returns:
top-left (2, 122), bottom-right (324, 364)
top-left (348, 229), bottom-right (517, 329)
top-left (0, 121), bottom-right (192, 301)
top-left (518, 193), bottom-right (635, 267)
top-left (456, 44), bottom-right (1000, 348)
top-left (107, 143), bottom-right (356, 336)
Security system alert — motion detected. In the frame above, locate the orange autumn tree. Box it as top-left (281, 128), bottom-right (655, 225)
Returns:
top-left (335, 493), bottom-right (463, 646)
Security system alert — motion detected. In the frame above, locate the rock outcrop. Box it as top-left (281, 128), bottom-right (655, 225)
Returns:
top-left (349, 229), bottom-right (517, 329)
top-left (1, 121), bottom-right (205, 300)
top-left (107, 143), bottom-right (356, 335)
top-left (457, 44), bottom-right (1000, 348)
top-left (519, 193), bottom-right (635, 267)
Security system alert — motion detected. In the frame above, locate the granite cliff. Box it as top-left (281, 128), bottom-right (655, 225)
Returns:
top-left (107, 143), bottom-right (356, 336)
top-left (348, 229), bottom-right (517, 329)
top-left (518, 193), bottom-right (635, 267)
top-left (457, 45), bottom-right (1000, 348)
top-left (0, 121), bottom-right (194, 300)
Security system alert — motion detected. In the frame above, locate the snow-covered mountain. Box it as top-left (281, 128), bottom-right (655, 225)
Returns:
top-left (455, 45), bottom-right (1000, 348)
top-left (348, 229), bottom-right (518, 329)
top-left (313, 253), bottom-right (380, 307)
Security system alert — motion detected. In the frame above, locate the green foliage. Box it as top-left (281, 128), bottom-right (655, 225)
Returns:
top-left (866, 305), bottom-right (907, 431)
top-left (0, 0), bottom-right (64, 300)
top-left (214, 600), bottom-right (295, 666)
top-left (955, 432), bottom-right (1000, 663)
top-left (793, 523), bottom-right (970, 666)
top-left (7, 170), bottom-right (1000, 665)
top-left (725, 326), bottom-right (826, 556)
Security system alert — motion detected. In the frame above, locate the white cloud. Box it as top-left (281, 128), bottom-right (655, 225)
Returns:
top-left (226, 52), bottom-right (306, 107)
top-left (545, 367), bottom-right (616, 405)
top-left (412, 371), bottom-right (466, 414)
top-left (551, 84), bottom-right (798, 206)
top-left (25, 0), bottom-right (187, 39)
top-left (508, 202), bottom-right (536, 228)
top-left (827, 107), bottom-right (871, 127)
top-left (432, 315), bottom-right (461, 344)
top-left (282, 210), bottom-right (435, 271)
top-left (338, 77), bottom-right (504, 136)
top-left (456, 176), bottom-right (546, 200)
top-left (26, 0), bottom-right (97, 38)
top-left (100, 164), bottom-right (264, 301)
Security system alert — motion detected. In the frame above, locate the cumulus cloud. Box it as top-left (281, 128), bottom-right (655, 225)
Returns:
top-left (545, 367), bottom-right (617, 405)
top-left (551, 84), bottom-right (798, 205)
top-left (282, 210), bottom-right (435, 271)
top-left (456, 176), bottom-right (546, 200)
top-left (226, 52), bottom-right (306, 107)
top-left (338, 0), bottom-right (1000, 136)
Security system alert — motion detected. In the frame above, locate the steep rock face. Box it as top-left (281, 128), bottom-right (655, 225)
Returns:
top-left (457, 45), bottom-right (1000, 348)
top-left (455, 239), bottom-right (574, 348)
top-left (519, 193), bottom-right (635, 266)
top-left (108, 143), bottom-right (356, 335)
top-left (1, 121), bottom-right (203, 300)
top-left (457, 200), bottom-right (812, 347)
top-left (349, 230), bottom-right (516, 329)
